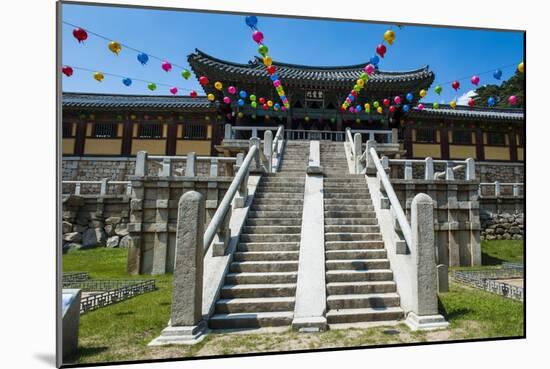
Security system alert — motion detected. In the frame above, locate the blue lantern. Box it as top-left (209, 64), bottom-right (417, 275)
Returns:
top-left (406, 92), bottom-right (414, 102)
top-left (270, 74), bottom-right (279, 81)
top-left (487, 97), bottom-right (496, 107)
top-left (274, 103), bottom-right (280, 110)
top-left (370, 55), bottom-right (380, 66)
top-left (493, 69), bottom-right (502, 80)
top-left (238, 99), bottom-right (245, 106)
top-left (245, 16), bottom-right (258, 29)
top-left (122, 78), bottom-right (132, 86)
top-left (402, 104), bottom-right (410, 113)
top-left (239, 90), bottom-right (247, 99)
top-left (356, 105), bottom-right (362, 112)
top-left (137, 53), bottom-right (149, 65)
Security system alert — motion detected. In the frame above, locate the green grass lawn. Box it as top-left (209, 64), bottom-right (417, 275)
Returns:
top-left (62, 241), bottom-right (524, 365)
top-left (481, 239), bottom-right (524, 265)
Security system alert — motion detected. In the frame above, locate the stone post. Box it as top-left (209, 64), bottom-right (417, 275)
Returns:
top-left (437, 264), bottom-right (449, 293)
top-left (224, 123), bottom-right (232, 139)
top-left (404, 161), bottom-right (413, 180)
top-left (234, 153), bottom-right (248, 208)
top-left (100, 178), bottom-right (108, 195)
top-left (494, 181), bottom-right (501, 197)
top-left (185, 152), bottom-right (196, 177)
top-left (307, 140), bottom-right (322, 174)
top-left (264, 130), bottom-right (273, 173)
top-left (209, 158), bottom-right (218, 177)
top-left (513, 184), bottom-right (519, 197)
top-left (465, 158), bottom-right (475, 180)
top-left (252, 127), bottom-right (258, 138)
top-left (135, 151), bottom-right (148, 176)
top-left (74, 183), bottom-right (81, 195)
top-left (424, 157), bottom-right (434, 180)
top-left (445, 161), bottom-right (455, 181)
top-left (354, 133), bottom-right (362, 174)
top-left (161, 158), bottom-right (172, 177)
top-left (391, 128), bottom-right (398, 144)
top-left (212, 204), bottom-right (231, 256)
top-left (366, 139), bottom-right (376, 175)
top-left (149, 191), bottom-right (208, 345)
top-left (250, 137), bottom-right (261, 172)
top-left (405, 193), bottom-right (449, 330)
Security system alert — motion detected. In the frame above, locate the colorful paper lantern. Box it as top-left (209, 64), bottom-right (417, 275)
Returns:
top-left (493, 69), bottom-right (502, 80)
top-left (258, 44), bottom-right (269, 56)
top-left (93, 72), bottom-right (104, 82)
top-left (228, 86), bottom-right (237, 95)
top-left (137, 53), bottom-right (149, 65)
top-left (207, 93), bottom-right (215, 101)
top-left (148, 83), bottom-right (157, 91)
top-left (122, 78), bottom-right (132, 87)
top-left (452, 81), bottom-right (460, 91)
top-left (72, 27), bottom-right (88, 43)
top-left (199, 76), bottom-right (209, 86)
top-left (471, 75), bottom-right (480, 86)
top-left (517, 62), bottom-right (524, 74)
top-left (190, 90), bottom-right (198, 98)
top-left (214, 81), bottom-right (223, 91)
top-left (384, 30), bottom-right (396, 45)
top-left (263, 56), bottom-right (272, 67)
top-left (434, 85), bottom-right (442, 95)
top-left (108, 41), bottom-right (122, 55)
top-left (376, 44), bottom-right (387, 58)
top-left (181, 69), bottom-right (191, 79)
top-left (252, 30), bottom-right (264, 44)
top-left (62, 66), bottom-right (73, 77)
top-left (419, 89), bottom-right (427, 98)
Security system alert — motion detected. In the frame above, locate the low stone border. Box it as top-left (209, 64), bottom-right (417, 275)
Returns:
top-left (451, 268), bottom-right (524, 301)
top-left (62, 278), bottom-right (156, 314)
top-left (62, 272), bottom-right (90, 283)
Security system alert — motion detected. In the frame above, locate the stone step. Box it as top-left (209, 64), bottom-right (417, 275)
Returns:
top-left (233, 251), bottom-right (300, 262)
top-left (326, 306), bottom-right (404, 324)
top-left (327, 293), bottom-right (401, 310)
top-left (248, 211), bottom-right (303, 218)
top-left (257, 183), bottom-right (305, 188)
top-left (324, 211), bottom-right (377, 218)
top-left (326, 269), bottom-right (394, 282)
top-left (230, 261), bottom-right (299, 273)
top-left (254, 193), bottom-right (304, 199)
top-left (325, 225), bottom-right (379, 233)
top-left (215, 296), bottom-right (295, 314)
top-left (325, 233), bottom-right (382, 242)
top-left (324, 204), bottom-right (375, 212)
top-left (325, 218), bottom-right (378, 226)
top-left (324, 199), bottom-right (372, 205)
top-left (240, 233), bottom-right (301, 243)
top-left (242, 225), bottom-right (302, 234)
top-left (209, 311), bottom-right (294, 329)
top-left (225, 271), bottom-right (297, 284)
top-left (250, 204), bottom-right (304, 212)
top-left (326, 281), bottom-right (397, 295)
top-left (237, 242), bottom-right (300, 252)
top-left (256, 187), bottom-right (305, 193)
top-left (324, 194), bottom-right (371, 199)
top-left (325, 259), bottom-right (390, 270)
top-left (325, 249), bottom-right (387, 260)
top-left (324, 177), bottom-right (365, 182)
top-left (325, 240), bottom-right (385, 250)
top-left (221, 283), bottom-right (296, 298)
top-left (246, 218), bottom-right (302, 226)
top-left (253, 198), bottom-right (303, 206)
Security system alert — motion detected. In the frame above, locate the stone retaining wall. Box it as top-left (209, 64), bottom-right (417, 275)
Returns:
top-left (480, 211), bottom-right (524, 241)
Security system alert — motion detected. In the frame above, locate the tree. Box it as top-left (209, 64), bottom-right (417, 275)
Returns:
top-left (474, 70), bottom-right (524, 108)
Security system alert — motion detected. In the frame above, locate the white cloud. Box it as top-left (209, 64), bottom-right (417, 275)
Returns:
top-left (456, 90), bottom-right (478, 106)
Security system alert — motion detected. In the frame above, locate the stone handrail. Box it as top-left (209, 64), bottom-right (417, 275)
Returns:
top-left (479, 181), bottom-right (524, 197)
top-left (224, 124), bottom-right (280, 140)
top-left (350, 129), bottom-right (395, 144)
top-left (62, 179), bottom-right (132, 196)
top-left (271, 125), bottom-right (285, 172)
top-left (387, 157), bottom-right (476, 181)
top-left (345, 127), bottom-right (355, 157)
top-left (285, 129), bottom-right (345, 142)
top-left (370, 147), bottom-right (413, 247)
top-left (135, 153), bottom-right (236, 178)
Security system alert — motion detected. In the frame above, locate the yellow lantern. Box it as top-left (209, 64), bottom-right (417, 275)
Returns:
top-left (263, 56), bottom-right (273, 67)
top-left (207, 93), bottom-right (215, 101)
top-left (214, 81), bottom-right (223, 90)
top-left (93, 72), bottom-right (104, 82)
top-left (383, 30), bottom-right (395, 45)
top-left (267, 100), bottom-right (273, 107)
top-left (419, 89), bottom-right (427, 98)
top-left (357, 79), bottom-right (365, 88)
top-left (108, 41), bottom-right (122, 55)
top-left (517, 61), bottom-right (524, 74)
top-left (450, 100), bottom-right (457, 109)
top-left (364, 103), bottom-right (370, 113)
top-left (377, 106), bottom-right (383, 114)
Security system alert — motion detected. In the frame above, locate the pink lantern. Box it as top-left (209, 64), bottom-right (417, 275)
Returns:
top-left (394, 96), bottom-right (401, 105)
top-left (273, 80), bottom-right (281, 88)
top-left (228, 86), bottom-right (237, 95)
top-left (508, 95), bottom-right (517, 105)
top-left (169, 87), bottom-right (178, 95)
top-left (281, 106), bottom-right (287, 111)
top-left (161, 61), bottom-right (172, 72)
top-left (471, 75), bottom-right (480, 86)
top-left (389, 106), bottom-right (396, 113)
top-left (252, 30), bottom-right (264, 44)
top-left (223, 96), bottom-right (231, 104)
top-left (417, 103), bottom-right (424, 112)
top-left (364, 64), bottom-right (375, 75)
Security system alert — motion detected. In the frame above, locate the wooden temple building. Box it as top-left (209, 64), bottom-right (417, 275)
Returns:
top-left (62, 49), bottom-right (524, 162)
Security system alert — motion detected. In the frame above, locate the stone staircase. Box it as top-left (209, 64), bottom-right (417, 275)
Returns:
top-left (321, 142), bottom-right (404, 325)
top-left (209, 141), bottom-right (309, 329)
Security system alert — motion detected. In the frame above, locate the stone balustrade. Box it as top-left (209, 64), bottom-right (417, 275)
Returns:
top-left (479, 181), bottom-right (524, 198)
top-left (63, 179), bottom-right (132, 196)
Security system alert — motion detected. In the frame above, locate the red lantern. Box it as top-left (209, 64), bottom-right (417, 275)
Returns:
top-left (383, 98), bottom-right (390, 107)
top-left (468, 98), bottom-right (475, 107)
top-left (452, 81), bottom-right (460, 91)
top-left (263, 104), bottom-right (268, 110)
top-left (267, 65), bottom-right (276, 75)
top-left (199, 76), bottom-right (209, 86)
top-left (376, 44), bottom-right (387, 58)
top-left (389, 106), bottom-right (396, 113)
top-left (351, 90), bottom-right (358, 97)
top-left (259, 97), bottom-right (266, 104)
top-left (190, 90), bottom-right (198, 98)
top-left (62, 66), bottom-right (73, 77)
top-left (72, 27), bottom-right (88, 43)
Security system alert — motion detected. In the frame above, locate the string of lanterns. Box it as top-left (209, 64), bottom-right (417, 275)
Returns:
top-left (65, 21), bottom-right (195, 82)
top-left (244, 16), bottom-right (290, 110)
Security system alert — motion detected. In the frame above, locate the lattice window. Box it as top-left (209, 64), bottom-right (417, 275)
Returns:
top-left (487, 131), bottom-right (506, 146)
top-left (453, 130), bottom-right (472, 145)
top-left (62, 122), bottom-right (73, 138)
top-left (94, 122), bottom-right (117, 138)
top-left (416, 127), bottom-right (436, 143)
top-left (183, 124), bottom-right (207, 139)
top-left (138, 123), bottom-right (162, 139)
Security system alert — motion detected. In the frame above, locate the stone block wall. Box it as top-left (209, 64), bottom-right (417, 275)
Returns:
top-left (62, 195), bottom-right (132, 252)
top-left (480, 212), bottom-right (524, 241)
top-left (126, 175), bottom-right (233, 275)
top-left (391, 180), bottom-right (481, 267)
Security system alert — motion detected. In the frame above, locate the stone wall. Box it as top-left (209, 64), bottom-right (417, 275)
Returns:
top-left (480, 211), bottom-right (524, 241)
top-left (62, 195), bottom-right (132, 252)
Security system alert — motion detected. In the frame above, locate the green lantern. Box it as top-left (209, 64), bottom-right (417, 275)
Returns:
top-left (181, 69), bottom-right (191, 79)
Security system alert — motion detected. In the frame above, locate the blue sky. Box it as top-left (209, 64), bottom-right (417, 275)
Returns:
top-left (61, 3), bottom-right (524, 104)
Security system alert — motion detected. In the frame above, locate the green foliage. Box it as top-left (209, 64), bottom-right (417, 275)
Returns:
top-left (475, 71), bottom-right (524, 108)
top-left (481, 239), bottom-right (524, 265)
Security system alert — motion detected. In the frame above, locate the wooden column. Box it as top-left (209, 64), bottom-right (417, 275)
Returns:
top-left (475, 126), bottom-right (485, 161)
top-left (74, 118), bottom-right (86, 156)
top-left (440, 123), bottom-right (450, 160)
top-left (166, 120), bottom-right (177, 156)
top-left (509, 128), bottom-right (518, 162)
top-left (121, 113), bottom-right (133, 157)
top-left (404, 123), bottom-right (413, 158)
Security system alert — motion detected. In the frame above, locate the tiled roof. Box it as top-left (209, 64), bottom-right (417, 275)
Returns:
top-left (409, 103), bottom-right (524, 121)
top-left (188, 49), bottom-right (435, 87)
top-left (62, 92), bottom-right (216, 110)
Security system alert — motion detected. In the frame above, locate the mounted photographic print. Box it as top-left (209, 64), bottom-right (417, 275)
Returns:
top-left (57, 0), bottom-right (525, 366)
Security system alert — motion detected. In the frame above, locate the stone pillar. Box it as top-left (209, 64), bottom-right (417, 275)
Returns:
top-left (149, 191), bottom-right (208, 345)
top-left (250, 137), bottom-right (261, 172)
top-left (264, 130), bottom-right (273, 173)
top-left (366, 139), bottom-right (376, 175)
top-left (405, 193), bottom-right (449, 330)
top-left (234, 153), bottom-right (248, 208)
top-left (135, 151), bottom-right (148, 176)
top-left (437, 264), bottom-right (449, 293)
top-left (404, 161), bottom-right (413, 180)
top-left (151, 181), bottom-right (169, 275)
top-left (354, 133), bottom-right (362, 174)
top-left (224, 124), bottom-right (232, 139)
top-left (465, 158), bottom-right (475, 180)
top-left (185, 152), bottom-right (196, 177)
top-left (424, 157), bottom-right (434, 180)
